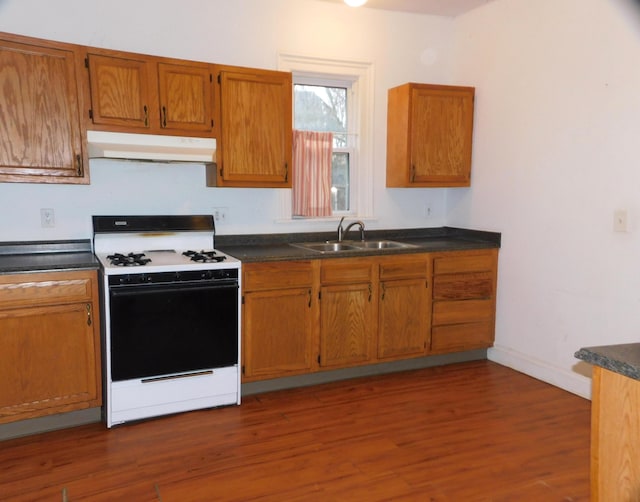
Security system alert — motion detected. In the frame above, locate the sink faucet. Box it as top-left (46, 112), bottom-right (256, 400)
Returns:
top-left (337, 217), bottom-right (365, 242)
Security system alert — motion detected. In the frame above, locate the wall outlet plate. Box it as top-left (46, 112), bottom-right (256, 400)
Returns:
top-left (40, 208), bottom-right (55, 228)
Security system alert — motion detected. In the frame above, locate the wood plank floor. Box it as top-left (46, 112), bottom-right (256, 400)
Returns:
top-left (0, 361), bottom-right (591, 501)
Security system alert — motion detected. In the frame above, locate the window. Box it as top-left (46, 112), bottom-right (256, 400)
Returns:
top-left (278, 53), bottom-right (374, 221)
top-left (294, 83), bottom-right (352, 213)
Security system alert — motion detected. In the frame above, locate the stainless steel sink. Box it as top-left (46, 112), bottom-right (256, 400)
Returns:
top-left (290, 240), bottom-right (416, 253)
top-left (290, 241), bottom-right (360, 253)
top-left (351, 240), bottom-right (416, 250)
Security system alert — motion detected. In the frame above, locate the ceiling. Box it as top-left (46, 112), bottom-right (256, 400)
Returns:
top-left (318, 0), bottom-right (495, 17)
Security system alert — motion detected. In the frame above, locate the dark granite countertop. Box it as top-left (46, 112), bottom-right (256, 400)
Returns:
top-left (0, 240), bottom-right (99, 275)
top-left (575, 343), bottom-right (640, 381)
top-left (216, 226), bottom-right (500, 263)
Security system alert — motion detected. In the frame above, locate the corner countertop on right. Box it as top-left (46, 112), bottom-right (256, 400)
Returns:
top-left (575, 343), bottom-right (640, 381)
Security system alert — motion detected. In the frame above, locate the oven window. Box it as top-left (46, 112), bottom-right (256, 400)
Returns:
top-left (109, 281), bottom-right (238, 381)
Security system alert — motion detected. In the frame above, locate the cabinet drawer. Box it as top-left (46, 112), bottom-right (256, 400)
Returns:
top-left (432, 299), bottom-right (494, 326)
top-left (433, 272), bottom-right (494, 300)
top-left (0, 271), bottom-right (95, 309)
top-left (321, 258), bottom-right (374, 285)
top-left (379, 255), bottom-right (429, 280)
top-left (243, 261), bottom-right (315, 291)
top-left (433, 251), bottom-right (496, 275)
top-left (431, 321), bottom-right (494, 351)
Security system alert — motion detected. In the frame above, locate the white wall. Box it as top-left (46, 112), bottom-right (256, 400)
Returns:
top-left (450, 0), bottom-right (640, 397)
top-left (0, 0), bottom-right (455, 240)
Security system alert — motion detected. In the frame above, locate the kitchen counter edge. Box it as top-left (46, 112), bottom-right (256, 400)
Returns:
top-left (575, 343), bottom-right (640, 381)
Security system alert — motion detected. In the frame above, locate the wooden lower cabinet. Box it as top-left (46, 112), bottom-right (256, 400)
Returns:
top-left (242, 248), bottom-right (498, 382)
top-left (319, 258), bottom-right (376, 369)
top-left (377, 254), bottom-right (431, 360)
top-left (590, 366), bottom-right (640, 501)
top-left (431, 249), bottom-right (498, 352)
top-left (242, 261), bottom-right (317, 381)
top-left (0, 270), bottom-right (102, 424)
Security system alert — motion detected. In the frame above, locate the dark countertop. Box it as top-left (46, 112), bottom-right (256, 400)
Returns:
top-left (0, 227), bottom-right (500, 273)
top-left (575, 343), bottom-right (640, 381)
top-left (216, 226), bottom-right (501, 262)
top-left (0, 240), bottom-right (99, 275)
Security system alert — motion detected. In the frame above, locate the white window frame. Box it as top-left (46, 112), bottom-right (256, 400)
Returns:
top-left (277, 53), bottom-right (374, 222)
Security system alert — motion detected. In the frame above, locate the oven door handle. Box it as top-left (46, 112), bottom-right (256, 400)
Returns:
top-left (109, 279), bottom-right (238, 297)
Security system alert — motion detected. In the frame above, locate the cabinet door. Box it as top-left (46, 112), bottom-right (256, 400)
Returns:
top-left (216, 69), bottom-right (292, 187)
top-left (86, 53), bottom-right (153, 129)
top-left (378, 278), bottom-right (429, 359)
top-left (319, 283), bottom-right (375, 368)
top-left (0, 270), bottom-right (101, 424)
top-left (410, 86), bottom-right (474, 186)
top-left (0, 303), bottom-right (100, 424)
top-left (386, 83), bottom-right (474, 188)
top-left (243, 287), bottom-right (315, 381)
top-left (158, 63), bottom-right (214, 134)
top-left (0, 37), bottom-right (85, 183)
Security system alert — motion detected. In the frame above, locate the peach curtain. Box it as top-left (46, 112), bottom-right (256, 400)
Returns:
top-left (292, 130), bottom-right (333, 217)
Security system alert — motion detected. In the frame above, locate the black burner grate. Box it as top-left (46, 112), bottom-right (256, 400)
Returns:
top-left (183, 250), bottom-right (227, 263)
top-left (107, 253), bottom-right (152, 267)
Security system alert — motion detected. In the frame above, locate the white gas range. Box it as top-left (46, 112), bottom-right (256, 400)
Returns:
top-left (93, 215), bottom-right (241, 427)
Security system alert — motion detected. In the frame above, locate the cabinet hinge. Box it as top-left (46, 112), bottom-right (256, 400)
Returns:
top-left (217, 73), bottom-right (221, 84)
top-left (88, 109), bottom-right (93, 120)
top-left (317, 355), bottom-right (321, 364)
top-left (211, 119), bottom-right (214, 127)
top-left (241, 295), bottom-right (245, 305)
top-left (210, 73), bottom-right (213, 83)
top-left (84, 57), bottom-right (89, 68)
top-left (318, 291), bottom-right (322, 301)
top-left (241, 365), bottom-right (245, 375)
top-left (219, 164), bottom-right (224, 178)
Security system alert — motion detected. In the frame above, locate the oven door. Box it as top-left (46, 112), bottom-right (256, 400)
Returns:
top-left (108, 278), bottom-right (238, 381)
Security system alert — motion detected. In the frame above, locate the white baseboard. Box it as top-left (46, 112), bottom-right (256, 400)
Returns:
top-left (488, 345), bottom-right (592, 400)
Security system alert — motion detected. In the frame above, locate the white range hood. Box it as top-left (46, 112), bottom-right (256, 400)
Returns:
top-left (87, 130), bottom-right (216, 163)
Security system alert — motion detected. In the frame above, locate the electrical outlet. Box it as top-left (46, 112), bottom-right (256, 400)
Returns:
top-left (424, 203), bottom-right (432, 218)
top-left (40, 208), bottom-right (55, 228)
top-left (614, 209), bottom-right (629, 233)
top-left (213, 207), bottom-right (228, 223)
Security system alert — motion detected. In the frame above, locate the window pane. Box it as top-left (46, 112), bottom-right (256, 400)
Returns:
top-left (331, 152), bottom-right (349, 212)
top-left (294, 84), bottom-right (347, 148)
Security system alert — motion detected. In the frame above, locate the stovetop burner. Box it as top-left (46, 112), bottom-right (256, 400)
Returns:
top-left (183, 250), bottom-right (227, 263)
top-left (107, 253), bottom-right (152, 267)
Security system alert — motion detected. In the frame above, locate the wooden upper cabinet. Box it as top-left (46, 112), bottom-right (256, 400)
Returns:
top-left (85, 51), bottom-right (215, 136)
top-left (157, 63), bottom-right (214, 133)
top-left (0, 33), bottom-right (87, 184)
top-left (86, 53), bottom-right (153, 129)
top-left (386, 82), bottom-right (475, 188)
top-left (208, 67), bottom-right (292, 187)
